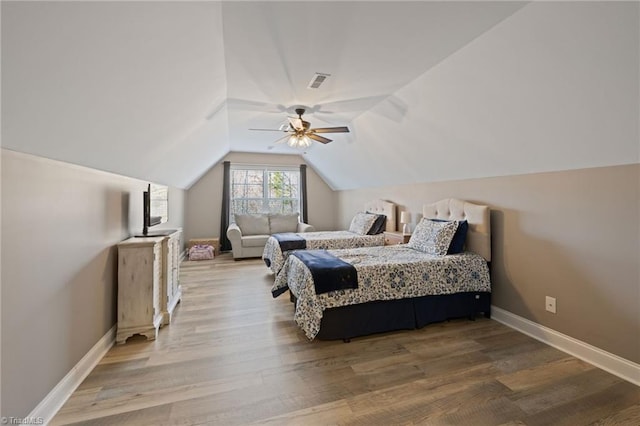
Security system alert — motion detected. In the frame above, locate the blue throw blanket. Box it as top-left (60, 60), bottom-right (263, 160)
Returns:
top-left (273, 232), bottom-right (307, 251)
top-left (292, 250), bottom-right (358, 295)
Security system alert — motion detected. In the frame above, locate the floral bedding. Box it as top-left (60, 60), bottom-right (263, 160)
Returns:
top-left (272, 245), bottom-right (491, 340)
top-left (262, 231), bottom-right (385, 274)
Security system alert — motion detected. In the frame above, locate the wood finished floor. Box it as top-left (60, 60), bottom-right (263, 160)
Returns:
top-left (52, 254), bottom-right (640, 425)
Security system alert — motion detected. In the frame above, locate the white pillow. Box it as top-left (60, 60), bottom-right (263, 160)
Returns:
top-left (234, 213), bottom-right (270, 236)
top-left (408, 218), bottom-right (459, 255)
top-left (348, 212), bottom-right (379, 235)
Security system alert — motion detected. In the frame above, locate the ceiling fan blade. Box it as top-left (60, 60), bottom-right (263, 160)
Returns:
top-left (308, 133), bottom-right (332, 144)
top-left (249, 128), bottom-right (286, 132)
top-left (273, 134), bottom-right (291, 144)
top-left (288, 117), bottom-right (304, 131)
top-left (311, 126), bottom-right (350, 133)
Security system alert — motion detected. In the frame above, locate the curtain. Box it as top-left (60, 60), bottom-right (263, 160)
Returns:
top-left (300, 164), bottom-right (308, 224)
top-left (220, 161), bottom-right (232, 252)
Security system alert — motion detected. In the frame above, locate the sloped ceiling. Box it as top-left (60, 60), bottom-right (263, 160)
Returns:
top-left (2, 1), bottom-right (638, 190)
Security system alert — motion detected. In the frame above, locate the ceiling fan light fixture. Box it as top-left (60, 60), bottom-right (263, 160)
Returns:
top-left (250, 107), bottom-right (347, 146)
top-left (288, 134), bottom-right (312, 149)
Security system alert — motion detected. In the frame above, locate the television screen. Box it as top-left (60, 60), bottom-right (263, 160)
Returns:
top-left (149, 183), bottom-right (168, 224)
top-left (140, 183), bottom-right (169, 237)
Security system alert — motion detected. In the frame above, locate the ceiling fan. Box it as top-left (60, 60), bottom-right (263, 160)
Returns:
top-left (250, 108), bottom-right (350, 148)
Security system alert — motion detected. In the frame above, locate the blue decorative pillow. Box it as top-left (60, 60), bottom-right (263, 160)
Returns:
top-left (430, 219), bottom-right (468, 254)
top-left (366, 212), bottom-right (387, 235)
top-left (408, 219), bottom-right (459, 256)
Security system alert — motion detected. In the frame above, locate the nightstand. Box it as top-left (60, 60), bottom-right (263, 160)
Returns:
top-left (384, 231), bottom-right (411, 245)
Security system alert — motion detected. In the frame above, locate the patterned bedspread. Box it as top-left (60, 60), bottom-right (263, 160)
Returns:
top-left (262, 231), bottom-right (385, 274)
top-left (272, 245), bottom-right (491, 340)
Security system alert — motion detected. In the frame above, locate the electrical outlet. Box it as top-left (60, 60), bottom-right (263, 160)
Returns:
top-left (545, 296), bottom-right (557, 314)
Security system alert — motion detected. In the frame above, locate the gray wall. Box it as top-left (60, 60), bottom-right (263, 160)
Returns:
top-left (185, 152), bottom-right (338, 245)
top-left (337, 164), bottom-right (640, 364)
top-left (0, 149), bottom-right (185, 418)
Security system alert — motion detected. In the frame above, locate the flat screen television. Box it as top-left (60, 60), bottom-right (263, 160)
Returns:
top-left (138, 183), bottom-right (171, 237)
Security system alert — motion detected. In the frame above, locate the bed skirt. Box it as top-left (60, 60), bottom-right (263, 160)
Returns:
top-left (309, 292), bottom-right (491, 341)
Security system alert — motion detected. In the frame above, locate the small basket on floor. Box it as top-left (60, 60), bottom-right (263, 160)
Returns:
top-left (188, 244), bottom-right (214, 261)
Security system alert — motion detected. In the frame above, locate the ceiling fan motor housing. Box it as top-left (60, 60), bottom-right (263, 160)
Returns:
top-left (294, 108), bottom-right (311, 130)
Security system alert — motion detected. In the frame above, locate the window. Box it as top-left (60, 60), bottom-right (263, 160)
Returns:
top-left (230, 166), bottom-right (300, 219)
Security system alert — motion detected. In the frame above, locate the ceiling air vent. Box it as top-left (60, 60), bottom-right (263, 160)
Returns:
top-left (308, 72), bottom-right (331, 89)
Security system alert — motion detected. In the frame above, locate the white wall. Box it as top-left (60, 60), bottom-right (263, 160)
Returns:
top-left (0, 149), bottom-right (185, 418)
top-left (311, 1), bottom-right (639, 190)
top-left (1, 1), bottom-right (228, 189)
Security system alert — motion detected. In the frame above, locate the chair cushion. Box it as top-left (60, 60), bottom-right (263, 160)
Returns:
top-left (235, 214), bottom-right (270, 236)
top-left (241, 235), bottom-right (270, 247)
top-left (269, 213), bottom-right (299, 234)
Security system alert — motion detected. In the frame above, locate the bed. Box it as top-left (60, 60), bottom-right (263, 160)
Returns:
top-left (272, 198), bottom-right (492, 341)
top-left (262, 199), bottom-right (397, 275)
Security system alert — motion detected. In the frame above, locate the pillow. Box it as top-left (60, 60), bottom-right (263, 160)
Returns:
top-left (430, 219), bottom-right (468, 254)
top-left (407, 218), bottom-right (459, 255)
top-left (348, 212), bottom-right (379, 235)
top-left (366, 212), bottom-right (387, 235)
top-left (269, 213), bottom-right (299, 234)
top-left (234, 213), bottom-right (270, 236)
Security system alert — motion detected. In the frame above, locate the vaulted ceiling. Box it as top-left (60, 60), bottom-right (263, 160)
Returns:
top-left (2, 2), bottom-right (637, 190)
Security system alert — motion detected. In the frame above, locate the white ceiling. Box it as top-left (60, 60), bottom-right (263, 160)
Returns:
top-left (3, 1), bottom-right (638, 190)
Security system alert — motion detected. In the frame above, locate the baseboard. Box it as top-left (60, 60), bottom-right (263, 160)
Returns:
top-left (491, 306), bottom-right (639, 386)
top-left (29, 325), bottom-right (116, 423)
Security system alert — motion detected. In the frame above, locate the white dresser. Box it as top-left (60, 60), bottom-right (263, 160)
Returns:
top-left (160, 229), bottom-right (182, 325)
top-left (116, 229), bottom-right (182, 344)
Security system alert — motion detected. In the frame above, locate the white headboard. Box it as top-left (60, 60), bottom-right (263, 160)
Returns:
top-left (364, 199), bottom-right (397, 232)
top-left (423, 198), bottom-right (491, 261)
